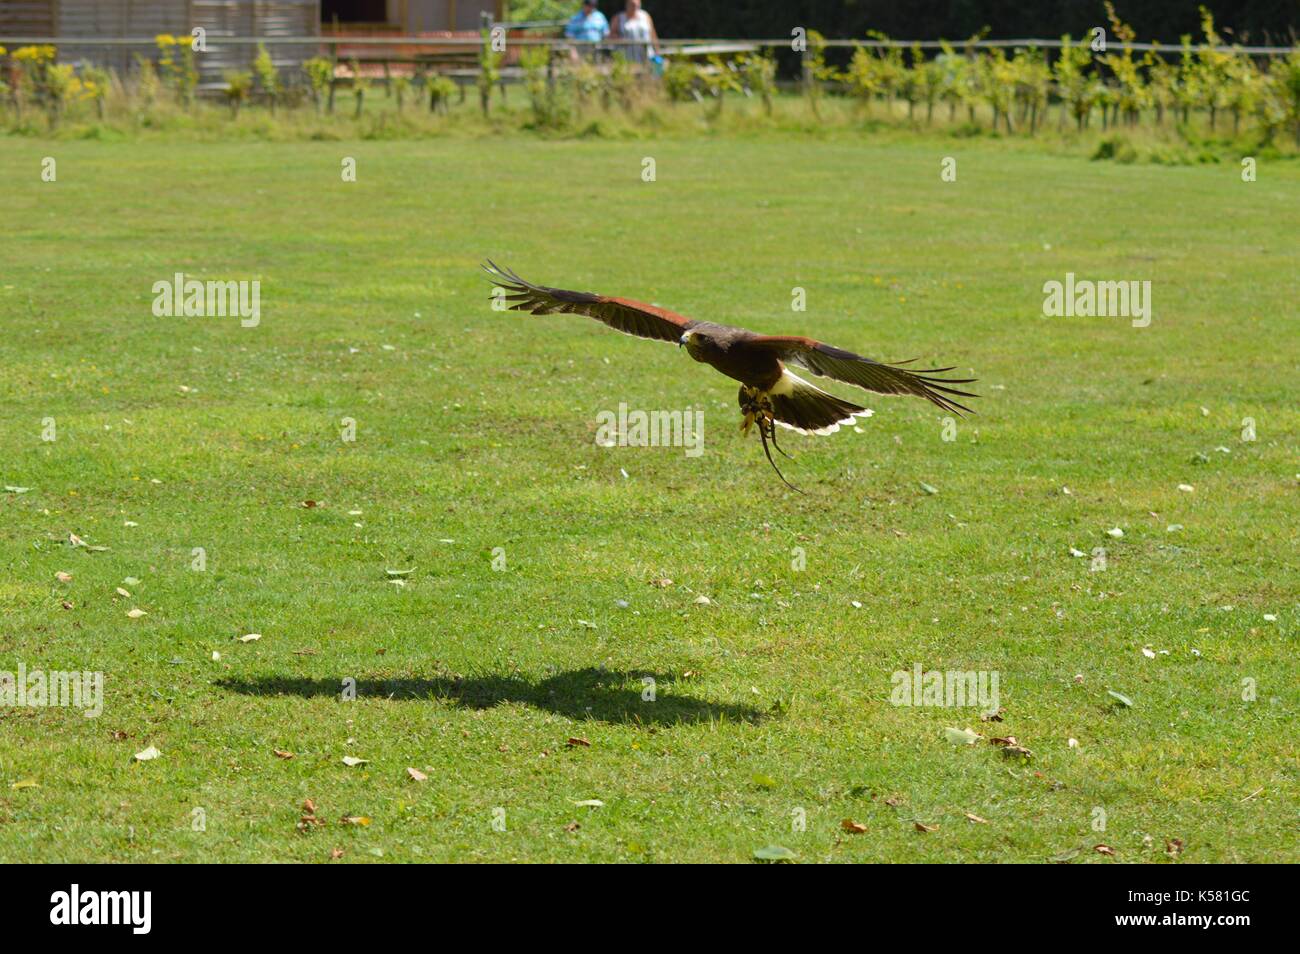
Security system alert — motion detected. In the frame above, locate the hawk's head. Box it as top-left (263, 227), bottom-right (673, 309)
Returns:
top-left (679, 329), bottom-right (712, 363)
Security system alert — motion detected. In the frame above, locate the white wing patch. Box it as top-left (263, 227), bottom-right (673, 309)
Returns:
top-left (768, 370), bottom-right (871, 436)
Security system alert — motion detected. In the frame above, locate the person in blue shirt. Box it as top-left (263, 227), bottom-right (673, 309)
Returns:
top-left (565, 0), bottom-right (610, 45)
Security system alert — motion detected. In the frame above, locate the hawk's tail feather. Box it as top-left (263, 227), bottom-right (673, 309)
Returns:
top-left (764, 371), bottom-right (869, 436)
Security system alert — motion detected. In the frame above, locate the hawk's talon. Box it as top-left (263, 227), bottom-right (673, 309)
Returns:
top-left (738, 385), bottom-right (804, 494)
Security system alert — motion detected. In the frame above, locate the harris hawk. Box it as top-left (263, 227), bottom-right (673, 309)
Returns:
top-left (483, 261), bottom-right (976, 492)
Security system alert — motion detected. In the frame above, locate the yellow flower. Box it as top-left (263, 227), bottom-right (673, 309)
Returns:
top-left (155, 34), bottom-right (177, 48)
top-left (15, 44), bottom-right (55, 62)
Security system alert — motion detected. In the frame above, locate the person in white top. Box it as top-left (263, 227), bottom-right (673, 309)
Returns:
top-left (611, 0), bottom-right (660, 64)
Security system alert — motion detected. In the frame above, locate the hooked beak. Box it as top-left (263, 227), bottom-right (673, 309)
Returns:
top-left (678, 332), bottom-right (689, 349)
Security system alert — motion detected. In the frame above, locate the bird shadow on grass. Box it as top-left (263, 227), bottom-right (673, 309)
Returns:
top-left (216, 666), bottom-right (769, 727)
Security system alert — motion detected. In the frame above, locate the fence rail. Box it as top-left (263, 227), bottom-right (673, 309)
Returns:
top-left (0, 35), bottom-right (1293, 54)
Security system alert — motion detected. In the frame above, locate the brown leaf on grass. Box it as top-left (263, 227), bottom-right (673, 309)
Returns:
top-left (989, 736), bottom-right (1018, 746)
top-left (297, 796), bottom-right (326, 833)
top-left (648, 578), bottom-right (672, 588)
top-left (566, 737), bottom-right (591, 748)
top-left (329, 848), bottom-right (344, 860)
top-left (914, 822), bottom-right (938, 833)
top-left (340, 815), bottom-right (371, 826)
top-left (110, 730), bottom-right (129, 741)
top-left (964, 812), bottom-right (989, 824)
top-left (884, 794), bottom-right (906, 808)
top-left (55, 571), bottom-right (73, 583)
top-left (1094, 844), bottom-right (1116, 857)
top-left (301, 500), bottom-right (319, 508)
top-left (841, 819), bottom-right (868, 834)
top-left (1002, 745), bottom-right (1034, 760)
top-left (273, 749), bottom-right (295, 760)
top-left (563, 822), bottom-right (581, 833)
top-left (61, 601), bottom-right (73, 610)
top-left (1165, 838), bottom-right (1184, 857)
top-left (406, 767), bottom-right (427, 782)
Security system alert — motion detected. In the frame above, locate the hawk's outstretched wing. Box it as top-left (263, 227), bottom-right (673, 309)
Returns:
top-left (483, 261), bottom-right (696, 345)
top-left (749, 335), bottom-right (977, 416)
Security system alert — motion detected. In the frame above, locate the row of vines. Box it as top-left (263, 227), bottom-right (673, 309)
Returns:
top-left (2, 5), bottom-right (1298, 146)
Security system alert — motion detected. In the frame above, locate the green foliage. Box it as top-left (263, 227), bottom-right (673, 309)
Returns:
top-left (424, 73), bottom-right (457, 115)
top-left (3, 11), bottom-right (1299, 153)
top-left (663, 59), bottom-right (700, 103)
top-left (520, 45), bottom-right (570, 128)
top-left (253, 44), bottom-right (280, 97)
top-left (477, 32), bottom-right (503, 117)
top-left (223, 70), bottom-right (253, 116)
top-left (507, 0), bottom-right (579, 21)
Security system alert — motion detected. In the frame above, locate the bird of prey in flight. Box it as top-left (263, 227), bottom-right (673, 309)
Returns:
top-left (483, 261), bottom-right (976, 492)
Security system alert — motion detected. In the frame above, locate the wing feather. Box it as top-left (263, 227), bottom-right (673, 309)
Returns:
top-left (750, 335), bottom-right (978, 416)
top-left (482, 261), bottom-right (695, 344)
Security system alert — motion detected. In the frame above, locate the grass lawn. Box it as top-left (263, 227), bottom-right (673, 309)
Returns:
top-left (0, 133), bottom-right (1296, 863)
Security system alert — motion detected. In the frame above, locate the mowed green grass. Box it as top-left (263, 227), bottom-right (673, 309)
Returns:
top-left (0, 134), bottom-right (1296, 863)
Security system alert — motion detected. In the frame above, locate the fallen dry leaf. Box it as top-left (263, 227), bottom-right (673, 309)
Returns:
top-left (297, 798), bottom-right (325, 833)
top-left (273, 749), bottom-right (295, 760)
top-left (648, 578), bottom-right (672, 588)
top-left (964, 812), bottom-right (989, 824)
top-left (329, 847), bottom-right (344, 860)
top-left (566, 737), bottom-right (591, 748)
top-left (884, 794), bottom-right (906, 808)
top-left (1165, 838), bottom-right (1184, 857)
top-left (126, 608), bottom-right (147, 619)
top-left (1094, 844), bottom-right (1116, 857)
top-left (55, 571), bottom-right (72, 583)
top-left (841, 819), bottom-right (868, 834)
top-left (237, 633), bottom-right (261, 643)
top-left (989, 736), bottom-right (1018, 746)
top-left (563, 822), bottom-right (581, 833)
top-left (133, 745), bottom-right (160, 762)
top-left (340, 815), bottom-right (371, 826)
top-left (341, 756), bottom-right (369, 767)
top-left (406, 767), bottom-right (427, 782)
top-left (914, 822), bottom-right (938, 833)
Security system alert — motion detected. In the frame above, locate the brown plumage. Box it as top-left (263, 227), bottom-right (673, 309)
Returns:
top-left (483, 261), bottom-right (977, 491)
